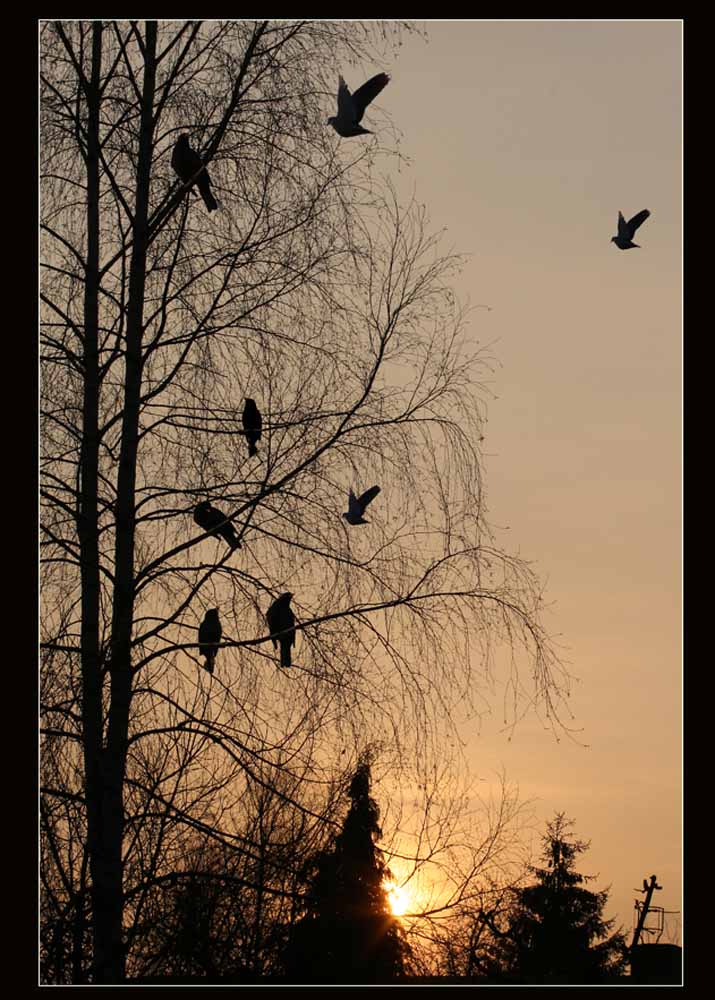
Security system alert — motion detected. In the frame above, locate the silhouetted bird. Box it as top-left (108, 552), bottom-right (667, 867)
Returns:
top-left (328, 73), bottom-right (390, 137)
top-left (172, 134), bottom-right (218, 212)
top-left (343, 485), bottom-right (381, 525)
top-left (193, 500), bottom-right (241, 551)
top-left (198, 608), bottom-right (222, 674)
top-left (266, 592), bottom-right (296, 668)
top-left (611, 209), bottom-right (650, 249)
top-left (242, 398), bottom-right (262, 458)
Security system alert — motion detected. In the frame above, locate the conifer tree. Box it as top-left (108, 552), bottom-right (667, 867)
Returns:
top-left (284, 761), bottom-right (410, 983)
top-left (488, 813), bottom-right (627, 983)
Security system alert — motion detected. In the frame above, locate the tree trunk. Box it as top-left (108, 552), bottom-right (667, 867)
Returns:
top-left (73, 19), bottom-right (116, 985)
top-left (82, 21), bottom-right (158, 983)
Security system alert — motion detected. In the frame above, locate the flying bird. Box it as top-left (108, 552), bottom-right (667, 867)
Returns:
top-left (242, 398), bottom-right (262, 458)
top-left (327, 73), bottom-right (390, 137)
top-left (343, 485), bottom-right (381, 525)
top-left (611, 209), bottom-right (650, 249)
top-left (266, 592), bottom-right (296, 668)
top-left (193, 500), bottom-right (241, 551)
top-left (198, 608), bottom-right (222, 674)
top-left (172, 134), bottom-right (218, 212)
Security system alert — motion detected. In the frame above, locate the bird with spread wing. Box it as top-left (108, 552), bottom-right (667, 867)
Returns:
top-left (328, 73), bottom-right (390, 137)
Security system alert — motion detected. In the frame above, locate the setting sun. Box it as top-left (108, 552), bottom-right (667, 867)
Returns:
top-left (386, 881), bottom-right (412, 917)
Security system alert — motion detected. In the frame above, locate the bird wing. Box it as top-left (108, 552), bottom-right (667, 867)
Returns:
top-left (336, 76), bottom-right (354, 121)
top-left (220, 521), bottom-right (238, 544)
top-left (266, 602), bottom-right (282, 636)
top-left (357, 485), bottom-right (381, 511)
top-left (173, 139), bottom-right (203, 182)
top-left (616, 212), bottom-right (628, 238)
top-left (627, 209), bottom-right (650, 235)
top-left (243, 400), bottom-right (262, 433)
top-left (203, 505), bottom-right (223, 530)
top-left (267, 600), bottom-right (294, 647)
top-left (199, 614), bottom-right (221, 645)
top-left (186, 147), bottom-right (203, 175)
top-left (282, 607), bottom-right (296, 646)
top-left (351, 73), bottom-right (390, 122)
top-left (195, 504), bottom-right (220, 530)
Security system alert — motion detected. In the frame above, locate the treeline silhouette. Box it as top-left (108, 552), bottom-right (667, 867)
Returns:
top-left (43, 763), bottom-right (635, 985)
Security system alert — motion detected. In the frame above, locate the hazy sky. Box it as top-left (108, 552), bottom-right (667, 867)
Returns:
top-left (382, 20), bottom-right (681, 938)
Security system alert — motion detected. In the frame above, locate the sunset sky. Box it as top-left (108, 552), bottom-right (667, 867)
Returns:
top-left (383, 20), bottom-right (682, 939)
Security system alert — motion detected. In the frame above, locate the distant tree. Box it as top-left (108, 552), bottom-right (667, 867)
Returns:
top-left (284, 759), bottom-right (411, 983)
top-left (484, 813), bottom-right (628, 983)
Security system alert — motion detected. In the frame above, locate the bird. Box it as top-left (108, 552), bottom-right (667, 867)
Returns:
top-left (327, 73), bottom-right (390, 137)
top-left (343, 485), bottom-right (381, 525)
top-left (193, 500), bottom-right (241, 551)
top-left (611, 209), bottom-right (650, 249)
top-left (171, 134), bottom-right (218, 212)
top-left (198, 608), bottom-right (222, 674)
top-left (242, 398), bottom-right (262, 458)
top-left (266, 592), bottom-right (296, 668)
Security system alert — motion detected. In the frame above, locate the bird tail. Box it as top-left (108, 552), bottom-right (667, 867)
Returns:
top-left (203, 654), bottom-right (214, 675)
top-left (198, 177), bottom-right (218, 211)
top-left (281, 645), bottom-right (292, 668)
top-left (248, 441), bottom-right (258, 457)
top-left (220, 526), bottom-right (241, 551)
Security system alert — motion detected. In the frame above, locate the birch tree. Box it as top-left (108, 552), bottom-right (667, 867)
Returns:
top-left (40, 19), bottom-right (571, 982)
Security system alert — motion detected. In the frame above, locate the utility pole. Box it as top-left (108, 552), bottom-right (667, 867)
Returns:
top-left (630, 874), bottom-right (662, 950)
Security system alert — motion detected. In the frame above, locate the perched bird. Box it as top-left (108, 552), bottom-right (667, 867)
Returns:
top-left (611, 209), bottom-right (650, 249)
top-left (171, 134), bottom-right (218, 212)
top-left (193, 500), bottom-right (241, 551)
top-left (266, 592), bottom-right (296, 668)
top-left (242, 398), bottom-right (262, 458)
top-left (198, 608), bottom-right (222, 674)
top-left (327, 73), bottom-right (390, 137)
top-left (343, 485), bottom-right (381, 525)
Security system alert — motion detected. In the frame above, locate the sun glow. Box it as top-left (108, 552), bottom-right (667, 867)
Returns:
top-left (386, 881), bottom-right (412, 917)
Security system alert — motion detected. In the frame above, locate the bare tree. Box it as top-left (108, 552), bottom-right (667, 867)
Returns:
top-left (125, 758), bottom-right (345, 979)
top-left (40, 19), bottom-right (572, 983)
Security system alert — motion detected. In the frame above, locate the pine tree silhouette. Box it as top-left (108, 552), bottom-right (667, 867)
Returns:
top-left (490, 813), bottom-right (627, 983)
top-left (284, 760), bottom-right (410, 983)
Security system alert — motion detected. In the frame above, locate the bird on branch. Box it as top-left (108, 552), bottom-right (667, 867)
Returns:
top-left (266, 592), bottom-right (296, 668)
top-left (242, 398), bottom-right (263, 458)
top-left (193, 500), bottom-right (241, 551)
top-left (198, 608), bottom-right (222, 674)
top-left (172, 134), bottom-right (218, 212)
